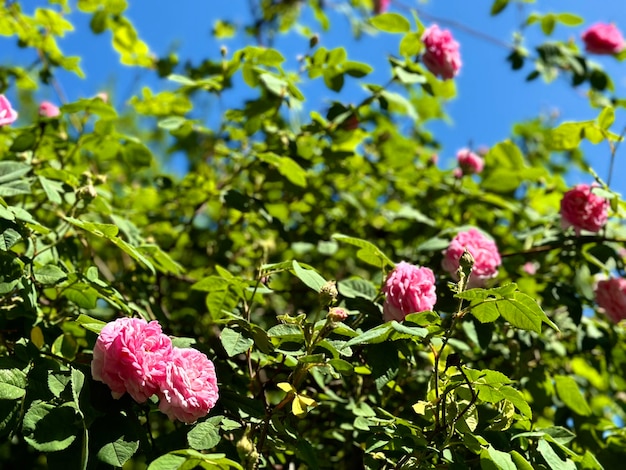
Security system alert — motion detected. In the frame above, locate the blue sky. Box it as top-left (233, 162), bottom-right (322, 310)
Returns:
top-left (5, 1), bottom-right (626, 193)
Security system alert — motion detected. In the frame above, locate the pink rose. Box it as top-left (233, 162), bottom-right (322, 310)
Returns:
top-left (442, 229), bottom-right (501, 287)
top-left (39, 101), bottom-right (60, 118)
top-left (560, 184), bottom-right (609, 235)
top-left (158, 347), bottom-right (219, 423)
top-left (582, 23), bottom-right (625, 55)
top-left (456, 148), bottom-right (484, 175)
top-left (382, 261), bottom-right (437, 322)
top-left (421, 24), bottom-right (462, 80)
top-left (0, 95), bottom-right (18, 126)
top-left (91, 317), bottom-right (173, 403)
top-left (373, 0), bottom-right (391, 14)
top-left (595, 278), bottom-right (626, 323)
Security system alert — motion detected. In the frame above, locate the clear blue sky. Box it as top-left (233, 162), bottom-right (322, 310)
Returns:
top-left (4, 1), bottom-right (626, 193)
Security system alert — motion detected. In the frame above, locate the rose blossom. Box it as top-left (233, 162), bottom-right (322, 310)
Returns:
top-left (456, 148), bottom-right (484, 175)
top-left (421, 24), bottom-right (462, 80)
top-left (595, 278), bottom-right (626, 323)
top-left (442, 229), bottom-right (501, 287)
top-left (91, 317), bottom-right (173, 403)
top-left (560, 184), bottom-right (609, 235)
top-left (39, 101), bottom-right (60, 118)
top-left (0, 95), bottom-right (18, 126)
top-left (158, 347), bottom-right (219, 423)
top-left (581, 23), bottom-right (625, 55)
top-left (382, 261), bottom-right (437, 322)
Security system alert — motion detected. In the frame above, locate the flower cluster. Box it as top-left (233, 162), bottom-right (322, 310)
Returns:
top-left (560, 184), bottom-right (609, 235)
top-left (582, 23), bottom-right (625, 55)
top-left (442, 229), bottom-right (502, 287)
top-left (382, 262), bottom-right (437, 322)
top-left (91, 317), bottom-right (219, 423)
top-left (0, 95), bottom-right (18, 127)
top-left (421, 24), bottom-right (462, 80)
top-left (595, 278), bottom-right (626, 323)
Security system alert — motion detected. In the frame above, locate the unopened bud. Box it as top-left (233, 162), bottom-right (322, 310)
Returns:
top-left (221, 45), bottom-right (228, 57)
top-left (459, 250), bottom-right (475, 271)
top-left (77, 184), bottom-right (97, 201)
top-left (319, 280), bottom-right (338, 305)
top-left (309, 34), bottom-right (319, 48)
top-left (328, 307), bottom-right (348, 323)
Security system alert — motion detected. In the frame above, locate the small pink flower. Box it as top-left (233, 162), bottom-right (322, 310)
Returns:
top-left (452, 168), bottom-right (463, 179)
top-left (560, 184), bottom-right (609, 235)
top-left (382, 261), bottom-right (437, 322)
top-left (456, 148), bottom-right (484, 175)
top-left (158, 347), bottom-right (219, 423)
top-left (595, 278), bottom-right (626, 323)
top-left (0, 95), bottom-right (18, 126)
top-left (421, 24), bottom-right (462, 80)
top-left (522, 262), bottom-right (538, 275)
top-left (373, 0), bottom-right (391, 14)
top-left (91, 317), bottom-right (173, 403)
top-left (582, 23), bottom-right (625, 55)
top-left (442, 229), bottom-right (501, 287)
top-left (328, 307), bottom-right (348, 322)
top-left (39, 101), bottom-right (60, 118)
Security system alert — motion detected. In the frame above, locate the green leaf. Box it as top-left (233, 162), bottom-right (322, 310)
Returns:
top-left (38, 176), bottom-right (64, 204)
top-left (370, 13), bottom-right (411, 33)
top-left (598, 106), bottom-right (615, 130)
top-left (338, 279), bottom-right (377, 300)
top-left (540, 14), bottom-right (556, 35)
top-left (344, 323), bottom-right (393, 348)
top-left (97, 438), bottom-right (140, 467)
top-left (331, 234), bottom-right (394, 268)
top-left (490, 0), bottom-right (509, 15)
top-left (399, 32), bottom-right (423, 57)
top-left (0, 227), bottom-right (21, 251)
top-left (487, 444), bottom-right (516, 470)
top-left (554, 375), bottom-right (592, 416)
top-left (537, 440), bottom-right (576, 470)
top-left (22, 401), bottom-right (79, 452)
top-left (220, 327), bottom-right (254, 357)
top-left (292, 260), bottom-right (327, 293)
top-left (547, 122), bottom-right (585, 150)
top-left (34, 265), bottom-right (67, 285)
top-left (187, 417), bottom-right (222, 450)
top-left (10, 132), bottom-right (37, 152)
top-left (470, 302), bottom-right (500, 323)
top-left (510, 451), bottom-right (534, 470)
top-left (390, 321), bottom-right (428, 338)
top-left (0, 369), bottom-right (26, 399)
top-left (256, 152), bottom-right (307, 187)
top-left (0, 161), bottom-right (31, 184)
top-left (63, 283), bottom-right (99, 309)
top-left (556, 13), bottom-right (583, 26)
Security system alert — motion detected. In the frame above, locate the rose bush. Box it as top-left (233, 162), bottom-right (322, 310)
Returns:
top-left (1, 1), bottom-right (626, 469)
